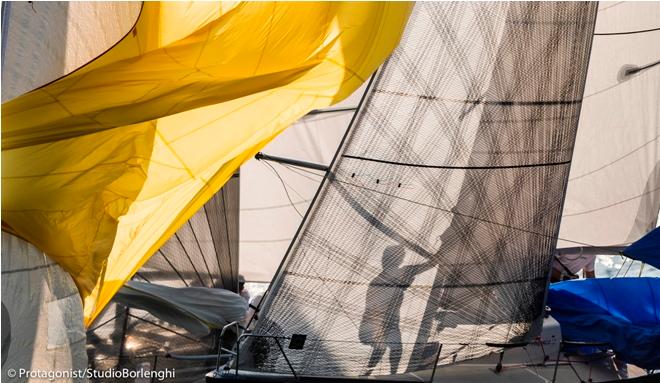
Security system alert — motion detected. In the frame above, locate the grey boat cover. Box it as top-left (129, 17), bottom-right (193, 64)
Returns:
top-left (114, 281), bottom-right (247, 337)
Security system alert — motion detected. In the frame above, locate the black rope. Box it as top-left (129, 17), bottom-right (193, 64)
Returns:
top-left (204, 204), bottom-right (224, 288)
top-left (569, 135), bottom-right (659, 181)
top-left (88, 313), bottom-right (121, 332)
top-left (594, 26), bottom-right (660, 36)
top-left (563, 185), bottom-right (660, 217)
top-left (622, 258), bottom-right (635, 277)
top-left (202, 205), bottom-right (224, 287)
top-left (134, 272), bottom-right (151, 283)
top-left (279, 162), bottom-right (325, 183)
top-left (174, 232), bottom-right (205, 286)
top-left (189, 220), bottom-right (213, 285)
top-left (280, 162), bottom-right (326, 179)
top-left (240, 200), bottom-right (312, 211)
top-left (1, 262), bottom-right (54, 274)
top-left (342, 154), bottom-right (571, 170)
top-left (615, 258), bottom-right (628, 278)
top-left (157, 249), bottom-right (189, 287)
top-left (220, 187), bottom-right (237, 291)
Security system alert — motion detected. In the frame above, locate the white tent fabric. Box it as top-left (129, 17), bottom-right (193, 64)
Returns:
top-left (113, 281), bottom-right (247, 337)
top-left (1, 2), bottom-right (138, 380)
top-left (558, 2), bottom-right (660, 249)
top-left (239, 85), bottom-right (366, 282)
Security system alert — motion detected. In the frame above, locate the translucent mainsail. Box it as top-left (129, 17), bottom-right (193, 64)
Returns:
top-left (243, 2), bottom-right (598, 377)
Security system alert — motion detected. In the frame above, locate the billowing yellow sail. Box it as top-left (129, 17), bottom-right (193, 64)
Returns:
top-left (1, 1), bottom-right (411, 325)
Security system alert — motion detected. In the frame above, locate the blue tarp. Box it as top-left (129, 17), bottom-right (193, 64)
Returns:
top-left (548, 278), bottom-right (660, 369)
top-left (623, 227), bottom-right (660, 269)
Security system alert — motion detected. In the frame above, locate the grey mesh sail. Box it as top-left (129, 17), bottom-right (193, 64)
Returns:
top-left (241, 2), bottom-right (598, 378)
top-left (87, 174), bottom-right (239, 382)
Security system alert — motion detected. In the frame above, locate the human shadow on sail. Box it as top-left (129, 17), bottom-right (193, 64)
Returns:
top-left (331, 175), bottom-right (545, 374)
top-left (359, 245), bottom-right (434, 375)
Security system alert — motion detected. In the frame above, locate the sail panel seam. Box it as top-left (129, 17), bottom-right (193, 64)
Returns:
top-left (374, 89), bottom-right (583, 106)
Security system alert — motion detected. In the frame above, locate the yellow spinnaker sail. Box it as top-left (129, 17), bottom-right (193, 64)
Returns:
top-left (2, 1), bottom-right (411, 325)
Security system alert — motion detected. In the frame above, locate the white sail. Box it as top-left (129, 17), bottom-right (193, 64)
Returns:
top-left (1, 2), bottom-right (138, 380)
top-left (239, 85), bottom-right (365, 282)
top-left (1, 233), bottom-right (88, 381)
top-left (559, 2), bottom-right (660, 249)
top-left (1, 2), bottom-right (139, 102)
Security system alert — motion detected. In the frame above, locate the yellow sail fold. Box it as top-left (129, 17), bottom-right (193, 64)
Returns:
top-left (1, 1), bottom-right (411, 325)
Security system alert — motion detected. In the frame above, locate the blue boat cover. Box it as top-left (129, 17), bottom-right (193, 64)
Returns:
top-left (623, 227), bottom-right (660, 269)
top-left (548, 278), bottom-right (660, 369)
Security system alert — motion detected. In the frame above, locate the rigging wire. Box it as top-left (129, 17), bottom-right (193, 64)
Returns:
top-left (622, 259), bottom-right (635, 277)
top-left (614, 258), bottom-right (627, 278)
top-left (638, 263), bottom-right (646, 277)
top-left (220, 187), bottom-right (237, 291)
top-left (280, 161), bottom-right (326, 177)
top-left (241, 200), bottom-right (312, 211)
top-left (174, 232), bottom-right (205, 286)
top-left (262, 161), bottom-right (304, 218)
top-left (88, 312), bottom-right (121, 332)
top-left (594, 26), bottom-right (660, 36)
top-left (279, 162), bottom-right (326, 182)
top-left (134, 272), bottom-right (151, 283)
top-left (204, 205), bottom-right (226, 288)
top-left (156, 249), bottom-right (190, 287)
top-left (263, 142), bottom-right (656, 253)
top-left (568, 135), bottom-right (659, 181)
top-left (563, 185), bottom-right (660, 217)
top-left (188, 220), bottom-right (213, 285)
top-left (597, 1), bottom-right (624, 13)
